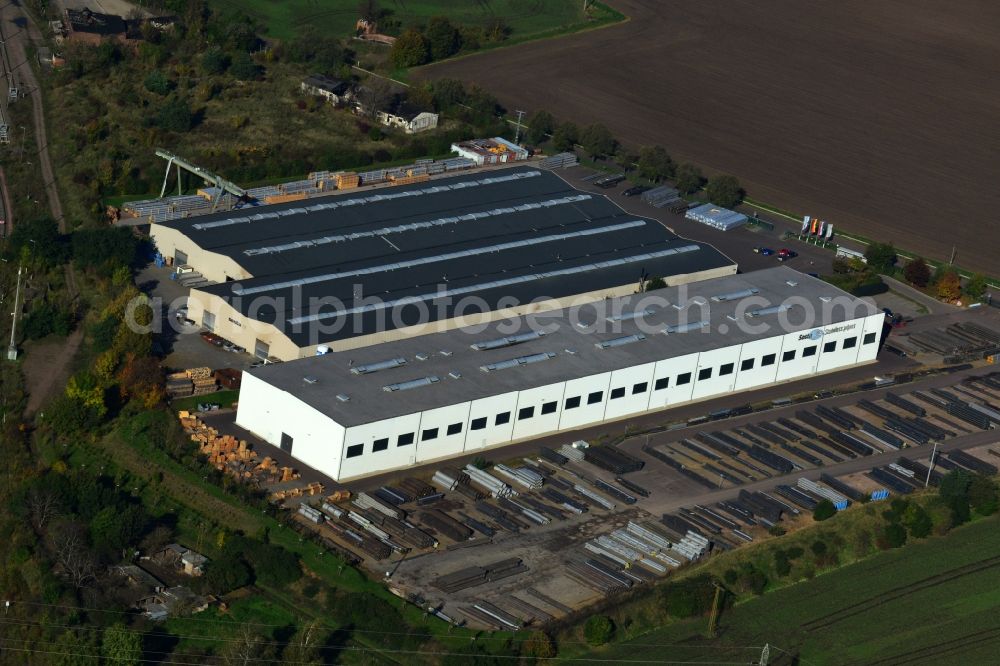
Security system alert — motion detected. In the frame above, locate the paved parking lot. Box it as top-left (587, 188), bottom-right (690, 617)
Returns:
top-left (559, 166), bottom-right (836, 277)
top-left (136, 264), bottom-right (257, 373)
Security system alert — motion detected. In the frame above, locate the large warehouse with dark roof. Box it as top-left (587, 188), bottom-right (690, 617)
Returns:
top-left (151, 166), bottom-right (736, 360)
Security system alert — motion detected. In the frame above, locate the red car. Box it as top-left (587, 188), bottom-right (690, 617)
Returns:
top-left (777, 248), bottom-right (798, 261)
top-left (200, 332), bottom-right (224, 346)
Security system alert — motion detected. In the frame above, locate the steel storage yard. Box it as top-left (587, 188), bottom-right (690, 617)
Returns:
top-left (235, 266), bottom-right (885, 481)
top-left (150, 166), bottom-right (736, 360)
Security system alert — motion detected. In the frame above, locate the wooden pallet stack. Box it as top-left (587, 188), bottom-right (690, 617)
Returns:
top-left (179, 411), bottom-right (255, 470)
top-left (270, 482), bottom-right (324, 503)
top-left (336, 172), bottom-right (360, 189)
top-left (186, 367), bottom-right (218, 396)
top-left (166, 371), bottom-right (194, 398)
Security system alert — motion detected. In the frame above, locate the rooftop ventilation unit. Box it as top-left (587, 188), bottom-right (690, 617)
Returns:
top-left (663, 320), bottom-right (709, 334)
top-left (745, 304), bottom-right (791, 318)
top-left (415, 353), bottom-right (429, 361)
top-left (335, 394), bottom-right (350, 402)
top-left (606, 308), bottom-right (655, 323)
top-left (786, 280), bottom-right (799, 287)
top-left (382, 376), bottom-right (440, 392)
top-left (672, 296), bottom-right (708, 310)
top-left (595, 334), bottom-right (646, 349)
top-left (480, 352), bottom-right (556, 373)
top-left (350, 357), bottom-right (406, 375)
top-left (711, 288), bottom-right (759, 302)
top-left (303, 376), bottom-right (319, 384)
top-left (448, 371), bottom-right (462, 379)
top-left (471, 330), bottom-right (545, 351)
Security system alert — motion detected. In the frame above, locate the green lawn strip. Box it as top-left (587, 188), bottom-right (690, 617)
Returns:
top-left (170, 391), bottom-right (240, 413)
top-left (577, 514), bottom-right (1000, 664)
top-left (163, 595), bottom-right (297, 653)
top-left (213, 0), bottom-right (619, 43)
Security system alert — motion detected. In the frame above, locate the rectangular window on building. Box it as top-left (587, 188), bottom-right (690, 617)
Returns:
top-left (397, 432), bottom-right (414, 447)
top-left (541, 401), bottom-right (558, 415)
top-left (346, 444), bottom-right (363, 458)
top-left (253, 338), bottom-right (270, 361)
top-left (676, 372), bottom-right (692, 385)
top-left (280, 432), bottom-right (293, 453)
top-left (372, 438), bottom-right (389, 452)
top-left (587, 391), bottom-right (603, 405)
top-left (632, 382), bottom-right (648, 394)
top-left (844, 336), bottom-right (858, 349)
top-left (174, 250), bottom-right (188, 266)
top-left (610, 387), bottom-right (626, 400)
top-left (803, 345), bottom-right (817, 357)
top-left (698, 367), bottom-right (712, 381)
top-left (565, 396), bottom-right (581, 410)
top-left (446, 423), bottom-right (462, 436)
top-left (720, 363), bottom-right (734, 376)
top-left (470, 417), bottom-right (487, 431)
top-left (762, 353), bottom-right (776, 366)
top-left (518, 406), bottom-right (535, 420)
top-left (782, 350), bottom-right (796, 362)
top-left (864, 332), bottom-right (877, 344)
top-left (422, 428), bottom-right (439, 441)
top-left (496, 412), bottom-right (511, 425)
top-left (654, 377), bottom-right (669, 390)
top-left (740, 358), bottom-right (755, 371)
top-left (824, 341), bottom-right (837, 353)
top-left (203, 311), bottom-right (216, 332)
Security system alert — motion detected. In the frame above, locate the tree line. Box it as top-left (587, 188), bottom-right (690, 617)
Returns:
top-left (525, 109), bottom-right (746, 208)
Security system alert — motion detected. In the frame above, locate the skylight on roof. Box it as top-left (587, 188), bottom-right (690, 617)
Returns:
top-left (480, 352), bottom-right (555, 372)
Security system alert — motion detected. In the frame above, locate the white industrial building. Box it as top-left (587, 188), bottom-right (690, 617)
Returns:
top-left (235, 267), bottom-right (885, 482)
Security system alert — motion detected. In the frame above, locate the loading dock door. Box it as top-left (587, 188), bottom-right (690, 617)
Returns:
top-left (202, 311), bottom-right (216, 332)
top-left (254, 339), bottom-right (270, 360)
top-left (175, 249), bottom-right (188, 266)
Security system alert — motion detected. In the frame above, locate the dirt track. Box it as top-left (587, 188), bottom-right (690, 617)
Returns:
top-left (417, 0), bottom-right (1000, 275)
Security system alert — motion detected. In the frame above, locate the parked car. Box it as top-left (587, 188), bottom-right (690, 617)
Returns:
top-left (777, 248), bottom-right (798, 261)
top-left (594, 174), bottom-right (626, 188)
top-left (754, 247), bottom-right (775, 256)
top-left (622, 185), bottom-right (649, 197)
top-left (200, 332), bottom-right (224, 346)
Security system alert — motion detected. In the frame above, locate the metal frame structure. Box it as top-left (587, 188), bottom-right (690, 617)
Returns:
top-left (156, 149), bottom-right (247, 212)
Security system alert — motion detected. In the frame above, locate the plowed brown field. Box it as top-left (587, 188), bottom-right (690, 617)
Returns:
top-left (416, 0), bottom-right (1000, 275)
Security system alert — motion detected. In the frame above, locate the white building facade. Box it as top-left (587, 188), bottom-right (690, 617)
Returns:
top-left (235, 269), bottom-right (886, 482)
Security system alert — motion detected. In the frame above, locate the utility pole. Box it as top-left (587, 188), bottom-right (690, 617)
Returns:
top-left (7, 260), bottom-right (23, 360)
top-left (707, 583), bottom-right (724, 636)
top-left (950, 245), bottom-right (956, 265)
top-left (513, 109), bottom-right (526, 144)
top-left (925, 441), bottom-right (939, 488)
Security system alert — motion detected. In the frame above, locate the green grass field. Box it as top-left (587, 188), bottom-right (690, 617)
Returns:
top-left (213, 0), bottom-right (598, 41)
top-left (170, 390), bottom-right (240, 413)
top-left (576, 514), bottom-right (1000, 665)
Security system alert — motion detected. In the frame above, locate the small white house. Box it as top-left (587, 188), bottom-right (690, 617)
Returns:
top-left (301, 75), bottom-right (352, 106)
top-left (377, 108), bottom-right (438, 134)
